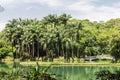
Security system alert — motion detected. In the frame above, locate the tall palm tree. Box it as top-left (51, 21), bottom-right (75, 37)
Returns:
top-left (58, 13), bottom-right (71, 27)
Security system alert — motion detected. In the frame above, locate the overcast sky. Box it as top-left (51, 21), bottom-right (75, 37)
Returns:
top-left (0, 0), bottom-right (120, 31)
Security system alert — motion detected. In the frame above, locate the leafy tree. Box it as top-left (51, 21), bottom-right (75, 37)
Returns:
top-left (110, 35), bottom-right (120, 62)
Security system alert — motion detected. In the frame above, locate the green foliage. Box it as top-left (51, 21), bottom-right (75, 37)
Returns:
top-left (110, 35), bottom-right (120, 62)
top-left (0, 46), bottom-right (16, 60)
top-left (0, 47), bottom-right (9, 59)
top-left (95, 70), bottom-right (120, 80)
top-left (26, 63), bottom-right (56, 80)
top-left (0, 62), bottom-right (56, 80)
top-left (1, 14), bottom-right (120, 62)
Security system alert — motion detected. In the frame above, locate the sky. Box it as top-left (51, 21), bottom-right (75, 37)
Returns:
top-left (0, 0), bottom-right (120, 31)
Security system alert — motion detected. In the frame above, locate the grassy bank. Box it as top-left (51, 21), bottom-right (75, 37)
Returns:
top-left (1, 56), bottom-right (120, 66)
top-left (1, 56), bottom-right (119, 66)
top-left (1, 60), bottom-right (120, 67)
top-left (20, 61), bottom-right (120, 67)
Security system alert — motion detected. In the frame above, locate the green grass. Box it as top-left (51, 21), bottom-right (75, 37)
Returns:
top-left (1, 60), bottom-right (120, 67)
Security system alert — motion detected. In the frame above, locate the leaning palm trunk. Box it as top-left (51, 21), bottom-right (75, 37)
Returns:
top-left (71, 46), bottom-right (74, 63)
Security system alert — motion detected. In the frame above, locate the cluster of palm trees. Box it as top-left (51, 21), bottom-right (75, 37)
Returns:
top-left (1, 14), bottom-right (120, 62)
top-left (2, 14), bottom-right (87, 62)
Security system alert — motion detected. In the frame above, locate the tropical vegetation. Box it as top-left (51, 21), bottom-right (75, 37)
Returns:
top-left (0, 62), bottom-right (56, 80)
top-left (0, 13), bottom-right (120, 62)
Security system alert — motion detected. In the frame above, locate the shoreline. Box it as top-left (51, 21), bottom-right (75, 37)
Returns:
top-left (1, 61), bottom-right (120, 67)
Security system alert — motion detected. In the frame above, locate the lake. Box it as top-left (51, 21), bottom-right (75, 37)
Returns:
top-left (48, 65), bottom-right (120, 80)
top-left (0, 62), bottom-right (120, 80)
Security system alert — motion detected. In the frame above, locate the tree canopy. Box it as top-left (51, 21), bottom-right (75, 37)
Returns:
top-left (0, 14), bottom-right (120, 62)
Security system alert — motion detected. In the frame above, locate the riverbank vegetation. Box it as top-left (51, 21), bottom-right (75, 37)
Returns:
top-left (0, 13), bottom-right (120, 63)
top-left (0, 62), bottom-right (57, 80)
top-left (96, 70), bottom-right (120, 80)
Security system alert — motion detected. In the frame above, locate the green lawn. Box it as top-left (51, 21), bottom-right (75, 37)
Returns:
top-left (1, 60), bottom-right (120, 67)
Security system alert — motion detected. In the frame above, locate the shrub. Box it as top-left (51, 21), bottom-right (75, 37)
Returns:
top-left (0, 47), bottom-right (9, 60)
top-left (95, 70), bottom-right (120, 80)
top-left (0, 46), bottom-right (16, 60)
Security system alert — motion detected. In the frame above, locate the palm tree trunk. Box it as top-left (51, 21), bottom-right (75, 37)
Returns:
top-left (72, 46), bottom-right (74, 63)
top-left (12, 43), bottom-right (15, 61)
top-left (32, 41), bottom-right (35, 58)
top-left (77, 47), bottom-right (80, 63)
top-left (28, 44), bottom-right (30, 59)
top-left (37, 42), bottom-right (40, 60)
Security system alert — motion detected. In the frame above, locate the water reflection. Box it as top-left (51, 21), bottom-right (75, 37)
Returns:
top-left (0, 63), bottom-right (120, 80)
top-left (48, 65), bottom-right (120, 80)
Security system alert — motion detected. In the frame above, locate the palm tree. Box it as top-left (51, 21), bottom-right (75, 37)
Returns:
top-left (58, 13), bottom-right (71, 27)
top-left (5, 19), bottom-right (19, 60)
top-left (42, 14), bottom-right (58, 28)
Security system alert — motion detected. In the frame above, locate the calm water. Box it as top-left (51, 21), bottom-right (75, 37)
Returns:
top-left (49, 65), bottom-right (120, 80)
top-left (0, 62), bottom-right (120, 80)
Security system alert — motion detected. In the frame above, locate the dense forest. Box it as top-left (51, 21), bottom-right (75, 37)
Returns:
top-left (0, 13), bottom-right (120, 62)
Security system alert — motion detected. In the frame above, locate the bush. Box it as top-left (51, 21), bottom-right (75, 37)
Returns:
top-left (0, 46), bottom-right (16, 60)
top-left (0, 47), bottom-right (9, 60)
top-left (95, 70), bottom-right (120, 80)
